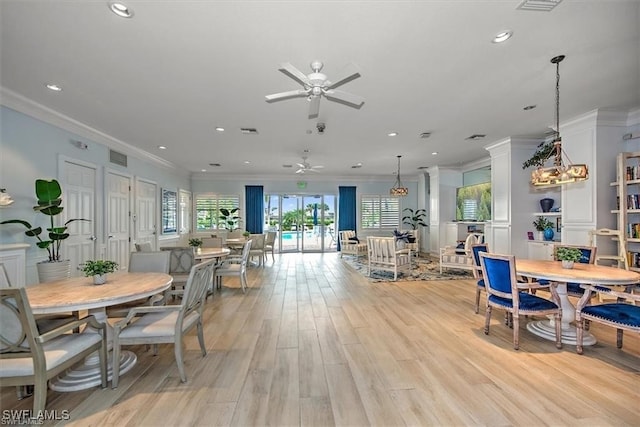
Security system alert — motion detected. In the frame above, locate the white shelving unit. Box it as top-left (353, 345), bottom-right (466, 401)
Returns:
top-left (611, 151), bottom-right (640, 271)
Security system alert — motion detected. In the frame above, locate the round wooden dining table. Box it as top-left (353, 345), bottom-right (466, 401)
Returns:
top-left (515, 259), bottom-right (640, 345)
top-left (27, 272), bottom-right (173, 391)
top-left (194, 247), bottom-right (230, 262)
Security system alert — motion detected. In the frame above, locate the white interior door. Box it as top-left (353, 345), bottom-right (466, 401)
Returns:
top-left (106, 171), bottom-right (132, 271)
top-left (136, 179), bottom-right (157, 249)
top-left (61, 159), bottom-right (96, 276)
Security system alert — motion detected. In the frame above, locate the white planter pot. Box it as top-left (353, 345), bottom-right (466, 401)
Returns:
top-left (37, 260), bottom-right (71, 283)
top-left (561, 260), bottom-right (574, 269)
top-left (537, 231), bottom-right (544, 241)
top-left (93, 274), bottom-right (107, 285)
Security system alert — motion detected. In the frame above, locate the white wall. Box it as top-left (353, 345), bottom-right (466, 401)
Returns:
top-left (0, 106), bottom-right (190, 283)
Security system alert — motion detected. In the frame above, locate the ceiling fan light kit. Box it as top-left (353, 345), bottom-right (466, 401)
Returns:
top-left (530, 55), bottom-right (589, 187)
top-left (266, 61), bottom-right (364, 119)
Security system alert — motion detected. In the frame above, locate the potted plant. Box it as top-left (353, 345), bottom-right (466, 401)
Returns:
top-left (1, 179), bottom-right (89, 282)
top-left (402, 208), bottom-right (427, 231)
top-left (81, 260), bottom-right (119, 285)
top-left (555, 246), bottom-right (582, 269)
top-left (219, 207), bottom-right (240, 230)
top-left (188, 238), bottom-right (203, 248)
top-left (532, 216), bottom-right (554, 241)
top-left (242, 231), bottom-right (251, 239)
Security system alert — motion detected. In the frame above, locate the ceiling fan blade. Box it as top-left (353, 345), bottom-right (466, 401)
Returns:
top-left (296, 163), bottom-right (306, 168)
top-left (326, 63), bottom-right (361, 89)
top-left (295, 169), bottom-right (305, 174)
top-left (308, 95), bottom-right (321, 119)
top-left (279, 63), bottom-right (310, 86)
top-left (265, 89), bottom-right (307, 102)
top-left (308, 168), bottom-right (321, 173)
top-left (324, 89), bottom-right (365, 109)
top-left (311, 165), bottom-right (324, 169)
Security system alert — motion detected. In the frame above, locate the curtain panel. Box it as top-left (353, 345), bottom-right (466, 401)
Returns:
top-left (245, 185), bottom-right (264, 233)
top-left (337, 186), bottom-right (357, 251)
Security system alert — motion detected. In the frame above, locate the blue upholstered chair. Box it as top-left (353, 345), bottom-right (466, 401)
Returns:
top-left (470, 243), bottom-right (489, 314)
top-left (575, 284), bottom-right (640, 355)
top-left (479, 252), bottom-right (563, 350)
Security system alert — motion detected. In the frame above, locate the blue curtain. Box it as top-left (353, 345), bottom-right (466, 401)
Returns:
top-left (245, 185), bottom-right (263, 233)
top-left (338, 186), bottom-right (357, 251)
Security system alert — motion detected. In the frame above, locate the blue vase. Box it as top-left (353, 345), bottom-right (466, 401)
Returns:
top-left (543, 228), bottom-right (554, 241)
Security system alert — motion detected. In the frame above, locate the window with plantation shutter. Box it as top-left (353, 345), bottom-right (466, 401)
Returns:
top-left (195, 194), bottom-right (240, 231)
top-left (361, 195), bottom-right (400, 230)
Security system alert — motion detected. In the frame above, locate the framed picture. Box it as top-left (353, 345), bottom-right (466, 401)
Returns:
top-left (556, 217), bottom-right (562, 233)
top-left (161, 188), bottom-right (177, 234)
top-left (527, 231), bottom-right (534, 240)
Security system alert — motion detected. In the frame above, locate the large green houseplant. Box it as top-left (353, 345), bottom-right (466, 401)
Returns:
top-left (402, 208), bottom-right (427, 230)
top-left (1, 179), bottom-right (88, 280)
top-left (218, 207), bottom-right (240, 230)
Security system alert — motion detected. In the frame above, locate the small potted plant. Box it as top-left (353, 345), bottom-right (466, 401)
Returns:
top-left (242, 231), bottom-right (251, 239)
top-left (555, 247), bottom-right (582, 269)
top-left (188, 238), bottom-right (203, 248)
top-left (532, 216), bottom-right (554, 241)
top-left (82, 260), bottom-right (119, 285)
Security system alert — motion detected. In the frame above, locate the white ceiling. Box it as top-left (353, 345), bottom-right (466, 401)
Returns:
top-left (1, 1), bottom-right (639, 179)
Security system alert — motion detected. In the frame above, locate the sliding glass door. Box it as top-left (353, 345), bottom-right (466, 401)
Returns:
top-left (264, 193), bottom-right (337, 253)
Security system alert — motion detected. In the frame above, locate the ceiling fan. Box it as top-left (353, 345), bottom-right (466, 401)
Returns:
top-left (265, 60), bottom-right (364, 119)
top-left (296, 151), bottom-right (324, 174)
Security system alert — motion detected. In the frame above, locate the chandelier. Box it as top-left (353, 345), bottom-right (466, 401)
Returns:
top-left (530, 55), bottom-right (588, 186)
top-left (390, 155), bottom-right (408, 196)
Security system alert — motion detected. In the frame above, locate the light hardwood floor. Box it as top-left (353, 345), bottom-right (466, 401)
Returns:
top-left (2, 253), bottom-right (639, 426)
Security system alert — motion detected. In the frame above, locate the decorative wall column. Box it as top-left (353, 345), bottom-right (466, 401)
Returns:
top-left (485, 137), bottom-right (542, 257)
top-left (426, 166), bottom-right (461, 255)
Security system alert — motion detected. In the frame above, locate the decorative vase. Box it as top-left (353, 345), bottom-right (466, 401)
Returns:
top-left (543, 228), bottom-right (554, 241)
top-left (37, 260), bottom-right (71, 283)
top-left (561, 260), bottom-right (574, 269)
top-left (537, 231), bottom-right (544, 241)
top-left (93, 274), bottom-right (107, 285)
top-left (540, 198), bottom-right (554, 213)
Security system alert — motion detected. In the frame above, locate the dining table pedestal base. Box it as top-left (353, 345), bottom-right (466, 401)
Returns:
top-left (49, 350), bottom-right (137, 392)
top-left (526, 319), bottom-right (596, 346)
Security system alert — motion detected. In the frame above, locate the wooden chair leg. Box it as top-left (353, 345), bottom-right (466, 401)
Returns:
top-left (174, 337), bottom-right (187, 383)
top-left (554, 312), bottom-right (563, 349)
top-left (576, 318), bottom-right (585, 354)
top-left (33, 376), bottom-right (47, 415)
top-left (197, 320), bottom-right (207, 357)
top-left (474, 287), bottom-right (481, 314)
top-left (484, 306), bottom-right (492, 335)
top-left (512, 313), bottom-right (520, 350)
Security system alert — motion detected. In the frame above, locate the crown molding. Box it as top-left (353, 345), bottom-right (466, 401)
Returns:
top-left (1, 87), bottom-right (184, 174)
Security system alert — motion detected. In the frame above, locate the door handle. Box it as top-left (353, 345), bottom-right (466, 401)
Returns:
top-left (108, 235), bottom-right (114, 239)
top-left (88, 236), bottom-right (97, 241)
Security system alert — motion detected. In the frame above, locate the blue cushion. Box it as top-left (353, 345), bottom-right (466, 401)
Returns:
top-left (488, 292), bottom-right (559, 311)
top-left (582, 304), bottom-right (640, 328)
top-left (483, 257), bottom-right (512, 294)
top-left (477, 279), bottom-right (485, 288)
top-left (566, 282), bottom-right (584, 295)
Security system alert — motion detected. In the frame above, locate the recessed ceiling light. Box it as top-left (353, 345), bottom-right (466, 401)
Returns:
top-left (201, 169), bottom-right (207, 172)
top-left (215, 127), bottom-right (225, 132)
top-left (46, 84), bottom-right (62, 92)
top-left (432, 152), bottom-right (438, 155)
top-left (523, 105), bottom-right (537, 110)
top-left (492, 30), bottom-right (513, 43)
top-left (388, 132), bottom-right (398, 137)
top-left (108, 2), bottom-right (134, 18)
top-left (244, 161), bottom-right (251, 164)
top-left (158, 145), bottom-right (166, 150)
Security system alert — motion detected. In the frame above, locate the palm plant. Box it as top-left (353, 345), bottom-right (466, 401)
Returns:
top-left (1, 179), bottom-right (88, 262)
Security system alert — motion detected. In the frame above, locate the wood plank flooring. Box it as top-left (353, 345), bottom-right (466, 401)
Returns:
top-left (2, 253), bottom-right (639, 426)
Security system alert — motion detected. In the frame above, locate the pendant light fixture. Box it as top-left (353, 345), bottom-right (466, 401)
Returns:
top-left (390, 155), bottom-right (408, 196)
top-left (530, 55), bottom-right (588, 186)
